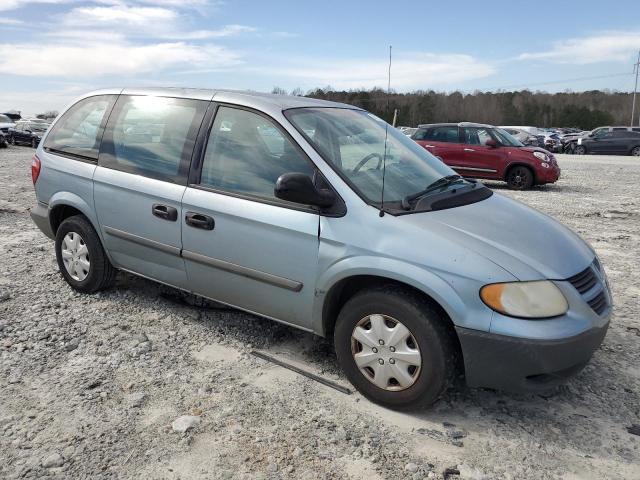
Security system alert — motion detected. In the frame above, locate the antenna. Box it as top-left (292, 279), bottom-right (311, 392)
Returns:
top-left (379, 45), bottom-right (392, 217)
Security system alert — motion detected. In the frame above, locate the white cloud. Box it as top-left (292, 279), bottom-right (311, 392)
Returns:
top-left (518, 31), bottom-right (640, 64)
top-left (166, 24), bottom-right (256, 40)
top-left (0, 39), bottom-right (242, 77)
top-left (0, 0), bottom-right (73, 12)
top-left (266, 54), bottom-right (495, 91)
top-left (0, 17), bottom-right (23, 24)
top-left (61, 4), bottom-right (177, 29)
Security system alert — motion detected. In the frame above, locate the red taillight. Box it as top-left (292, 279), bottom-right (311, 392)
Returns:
top-left (31, 154), bottom-right (41, 185)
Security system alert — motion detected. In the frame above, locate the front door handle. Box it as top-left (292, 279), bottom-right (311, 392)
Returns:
top-left (464, 148), bottom-right (475, 152)
top-left (152, 204), bottom-right (178, 221)
top-left (185, 212), bottom-right (215, 230)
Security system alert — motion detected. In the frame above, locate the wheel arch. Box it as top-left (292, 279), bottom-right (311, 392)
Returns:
top-left (504, 162), bottom-right (537, 184)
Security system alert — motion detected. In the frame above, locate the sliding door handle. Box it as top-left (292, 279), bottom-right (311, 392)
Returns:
top-left (152, 204), bottom-right (178, 221)
top-left (463, 148), bottom-right (476, 152)
top-left (185, 212), bottom-right (215, 230)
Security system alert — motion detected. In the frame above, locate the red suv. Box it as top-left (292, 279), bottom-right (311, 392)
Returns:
top-left (411, 122), bottom-right (560, 189)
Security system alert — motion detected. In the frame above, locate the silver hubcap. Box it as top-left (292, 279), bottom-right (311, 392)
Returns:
top-left (351, 314), bottom-right (422, 391)
top-left (61, 232), bottom-right (90, 281)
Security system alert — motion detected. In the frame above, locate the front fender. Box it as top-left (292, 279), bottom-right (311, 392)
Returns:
top-left (312, 255), bottom-right (494, 336)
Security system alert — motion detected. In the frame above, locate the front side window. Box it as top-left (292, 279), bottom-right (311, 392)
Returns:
top-left (44, 95), bottom-right (116, 160)
top-left (463, 127), bottom-right (492, 145)
top-left (285, 108), bottom-right (456, 207)
top-left (199, 106), bottom-right (315, 200)
top-left (100, 96), bottom-right (207, 183)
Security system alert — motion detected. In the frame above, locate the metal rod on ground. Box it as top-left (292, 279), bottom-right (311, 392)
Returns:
top-left (250, 351), bottom-right (352, 395)
top-left (632, 50), bottom-right (640, 127)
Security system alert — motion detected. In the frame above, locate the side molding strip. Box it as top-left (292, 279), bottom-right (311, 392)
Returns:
top-left (450, 165), bottom-right (497, 173)
top-left (182, 250), bottom-right (303, 292)
top-left (103, 226), bottom-right (181, 256)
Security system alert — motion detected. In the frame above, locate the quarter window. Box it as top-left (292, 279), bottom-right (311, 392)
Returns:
top-left (199, 106), bottom-right (315, 200)
top-left (100, 96), bottom-right (207, 183)
top-left (44, 95), bottom-right (116, 160)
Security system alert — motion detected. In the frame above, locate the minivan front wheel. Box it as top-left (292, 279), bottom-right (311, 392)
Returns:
top-left (506, 165), bottom-right (534, 190)
top-left (631, 146), bottom-right (640, 157)
top-left (55, 215), bottom-right (116, 293)
top-left (334, 286), bottom-right (457, 410)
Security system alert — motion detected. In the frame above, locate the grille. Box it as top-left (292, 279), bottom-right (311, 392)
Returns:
top-left (567, 263), bottom-right (609, 315)
top-left (588, 291), bottom-right (608, 315)
top-left (567, 266), bottom-right (597, 294)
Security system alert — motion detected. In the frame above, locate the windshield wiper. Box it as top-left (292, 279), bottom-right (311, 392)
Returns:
top-left (401, 174), bottom-right (466, 210)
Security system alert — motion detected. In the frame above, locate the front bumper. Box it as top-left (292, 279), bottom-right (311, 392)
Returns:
top-left (456, 322), bottom-right (609, 393)
top-left (30, 201), bottom-right (55, 240)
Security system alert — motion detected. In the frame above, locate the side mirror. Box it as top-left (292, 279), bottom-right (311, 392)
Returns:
top-left (485, 138), bottom-right (497, 148)
top-left (275, 172), bottom-right (335, 208)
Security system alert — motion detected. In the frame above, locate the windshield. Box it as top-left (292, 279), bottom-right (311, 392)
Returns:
top-left (285, 108), bottom-right (455, 207)
top-left (493, 128), bottom-right (524, 147)
top-left (0, 114), bottom-right (12, 123)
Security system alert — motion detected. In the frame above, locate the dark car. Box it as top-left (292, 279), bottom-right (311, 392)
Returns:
top-left (411, 122), bottom-right (560, 189)
top-left (572, 130), bottom-right (640, 156)
top-left (8, 121), bottom-right (50, 148)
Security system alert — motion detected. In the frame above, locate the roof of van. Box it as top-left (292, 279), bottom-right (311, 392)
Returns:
top-left (80, 87), bottom-right (358, 112)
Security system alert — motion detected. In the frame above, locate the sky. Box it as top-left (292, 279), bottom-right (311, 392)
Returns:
top-left (1, 0), bottom-right (640, 114)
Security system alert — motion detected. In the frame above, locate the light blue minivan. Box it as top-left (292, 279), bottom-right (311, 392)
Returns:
top-left (30, 88), bottom-right (611, 409)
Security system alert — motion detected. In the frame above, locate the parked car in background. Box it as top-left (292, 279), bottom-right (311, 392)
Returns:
top-left (501, 127), bottom-right (540, 147)
top-left (0, 114), bottom-right (16, 136)
top-left (591, 126), bottom-right (640, 136)
top-left (8, 120), bottom-right (50, 147)
top-left (1, 111), bottom-right (21, 122)
top-left (412, 122), bottom-right (560, 189)
top-left (29, 88), bottom-right (610, 409)
top-left (500, 125), bottom-right (545, 148)
top-left (572, 130), bottom-right (640, 156)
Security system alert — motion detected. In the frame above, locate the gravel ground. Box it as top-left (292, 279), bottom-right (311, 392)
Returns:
top-left (1, 146), bottom-right (639, 480)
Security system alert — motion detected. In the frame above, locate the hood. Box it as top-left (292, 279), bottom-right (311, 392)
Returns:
top-left (404, 193), bottom-right (593, 281)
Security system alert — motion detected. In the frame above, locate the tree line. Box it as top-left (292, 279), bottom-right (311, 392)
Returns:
top-left (286, 87), bottom-right (637, 130)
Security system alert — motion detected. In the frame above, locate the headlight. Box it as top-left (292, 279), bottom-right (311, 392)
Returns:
top-left (480, 281), bottom-right (568, 318)
top-left (533, 151), bottom-right (547, 161)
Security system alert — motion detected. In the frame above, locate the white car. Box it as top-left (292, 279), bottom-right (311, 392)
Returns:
top-left (0, 114), bottom-right (16, 137)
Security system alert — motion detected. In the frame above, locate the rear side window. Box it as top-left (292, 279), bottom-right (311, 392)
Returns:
top-left (425, 126), bottom-right (459, 143)
top-left (199, 106), bottom-right (315, 201)
top-left (44, 95), bottom-right (116, 160)
top-left (100, 95), bottom-right (207, 184)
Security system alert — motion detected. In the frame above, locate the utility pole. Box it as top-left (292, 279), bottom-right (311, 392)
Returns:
top-left (632, 50), bottom-right (640, 127)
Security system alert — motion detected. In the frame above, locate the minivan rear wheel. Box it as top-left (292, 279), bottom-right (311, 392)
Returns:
top-left (574, 145), bottom-right (587, 155)
top-left (334, 286), bottom-right (457, 410)
top-left (55, 215), bottom-right (116, 293)
top-left (631, 146), bottom-right (640, 157)
top-left (506, 165), bottom-right (534, 190)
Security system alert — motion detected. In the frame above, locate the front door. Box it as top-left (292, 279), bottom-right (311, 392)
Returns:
top-left (457, 126), bottom-right (503, 179)
top-left (181, 105), bottom-right (320, 329)
top-left (94, 95), bottom-right (208, 289)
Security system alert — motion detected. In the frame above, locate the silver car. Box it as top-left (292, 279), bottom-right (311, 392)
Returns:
top-left (30, 88), bottom-right (611, 409)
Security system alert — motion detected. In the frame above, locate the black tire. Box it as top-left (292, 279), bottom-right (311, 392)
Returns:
top-left (334, 286), bottom-right (458, 410)
top-left (574, 145), bottom-right (587, 155)
top-left (506, 165), bottom-right (534, 190)
top-left (55, 215), bottom-right (116, 293)
top-left (631, 146), bottom-right (640, 157)
top-left (9, 135), bottom-right (15, 146)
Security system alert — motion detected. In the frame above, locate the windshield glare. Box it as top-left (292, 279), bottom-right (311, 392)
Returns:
top-left (285, 108), bottom-right (455, 206)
